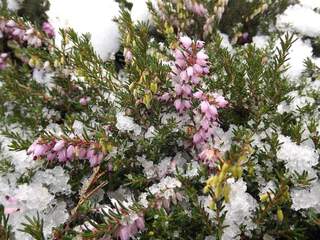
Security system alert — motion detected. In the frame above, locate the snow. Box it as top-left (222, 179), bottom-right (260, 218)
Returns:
top-left (253, 35), bottom-right (313, 81)
top-left (252, 35), bottom-right (269, 49)
top-left (291, 182), bottom-right (320, 212)
top-left (277, 4), bottom-right (320, 37)
top-left (222, 178), bottom-right (257, 240)
top-left (300, 0), bottom-right (320, 9)
top-left (47, 0), bottom-right (121, 60)
top-left (277, 91), bottom-right (315, 114)
top-left (1, 0), bottom-right (21, 10)
top-left (277, 135), bottom-right (319, 178)
top-left (0, 133), bottom-right (70, 239)
top-left (285, 37), bottom-right (313, 81)
top-left (116, 112), bottom-right (142, 136)
top-left (130, 0), bottom-right (157, 24)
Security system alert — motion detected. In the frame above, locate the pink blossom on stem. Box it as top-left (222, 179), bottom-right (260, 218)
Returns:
top-left (27, 137), bottom-right (105, 167)
top-left (42, 21), bottom-right (55, 38)
top-left (161, 36), bottom-right (228, 168)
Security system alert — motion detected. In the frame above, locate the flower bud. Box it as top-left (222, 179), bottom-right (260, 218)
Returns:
top-left (277, 208), bottom-right (284, 223)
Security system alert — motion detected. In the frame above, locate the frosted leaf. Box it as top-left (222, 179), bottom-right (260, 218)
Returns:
top-left (32, 69), bottom-right (55, 89)
top-left (73, 120), bottom-right (84, 136)
top-left (139, 192), bottom-right (149, 208)
top-left (213, 125), bottom-right (234, 154)
top-left (145, 126), bottom-right (156, 139)
top-left (181, 161), bottom-right (200, 178)
top-left (198, 195), bottom-right (215, 218)
top-left (259, 181), bottom-right (276, 199)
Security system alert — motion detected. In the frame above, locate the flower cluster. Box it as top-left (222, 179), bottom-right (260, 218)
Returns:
top-left (163, 36), bottom-right (228, 166)
top-left (98, 200), bottom-right (145, 240)
top-left (184, 0), bottom-right (208, 17)
top-left (27, 137), bottom-right (105, 167)
top-left (0, 19), bottom-right (54, 48)
top-left (115, 215), bottom-right (145, 240)
top-left (168, 36), bottom-right (210, 113)
top-left (192, 91), bottom-right (228, 147)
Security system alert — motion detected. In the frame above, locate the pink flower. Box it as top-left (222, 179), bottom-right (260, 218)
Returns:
top-left (193, 64), bottom-right (203, 74)
top-left (183, 100), bottom-right (192, 109)
top-left (180, 70), bottom-right (189, 81)
top-left (33, 144), bottom-right (49, 157)
top-left (215, 95), bottom-right (228, 108)
top-left (124, 48), bottom-right (133, 63)
top-left (159, 92), bottom-right (170, 101)
top-left (80, 96), bottom-right (90, 106)
top-left (199, 148), bottom-right (220, 167)
top-left (42, 22), bottom-right (55, 38)
top-left (4, 207), bottom-right (20, 214)
top-left (175, 84), bottom-right (183, 96)
top-left (208, 105), bottom-right (218, 118)
top-left (174, 49), bottom-right (184, 59)
top-left (47, 152), bottom-right (57, 161)
top-left (182, 84), bottom-right (192, 96)
top-left (196, 51), bottom-right (208, 60)
top-left (175, 58), bottom-right (186, 68)
top-left (186, 66), bottom-right (194, 76)
top-left (193, 132), bottom-right (202, 144)
top-left (57, 149), bottom-right (67, 162)
top-left (53, 140), bottom-right (65, 152)
top-left (191, 76), bottom-right (200, 84)
top-left (67, 145), bottom-right (75, 159)
top-left (174, 99), bottom-right (183, 111)
top-left (89, 152), bottom-right (104, 167)
top-left (135, 216), bottom-right (145, 230)
top-left (200, 118), bottom-right (210, 130)
top-left (200, 101), bottom-right (210, 113)
top-left (116, 226), bottom-right (130, 240)
top-left (27, 140), bottom-right (38, 155)
top-left (180, 36), bottom-right (192, 49)
top-left (27, 137), bottom-right (104, 167)
top-left (196, 40), bottom-right (205, 49)
top-left (193, 90), bottom-right (203, 99)
top-left (78, 147), bottom-right (87, 159)
top-left (6, 20), bottom-right (16, 27)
